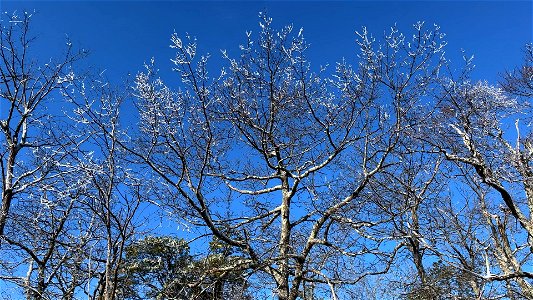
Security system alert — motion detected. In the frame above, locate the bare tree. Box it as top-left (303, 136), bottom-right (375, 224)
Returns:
top-left (6, 9), bottom-right (531, 299)
top-left (63, 77), bottom-right (143, 300)
top-left (0, 164), bottom-right (95, 299)
top-left (0, 11), bottom-right (85, 237)
top-left (130, 14), bottom-right (447, 300)
top-left (0, 12), bottom-right (143, 299)
top-left (416, 47), bottom-right (533, 297)
top-left (0, 11), bottom-right (94, 299)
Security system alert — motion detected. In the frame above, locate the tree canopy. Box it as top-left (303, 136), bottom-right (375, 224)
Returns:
top-left (0, 10), bottom-right (532, 300)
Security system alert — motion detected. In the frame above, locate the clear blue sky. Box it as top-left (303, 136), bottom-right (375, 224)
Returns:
top-left (2, 0), bottom-right (530, 231)
top-left (1, 1), bottom-right (531, 85)
top-left (0, 1), bottom-right (531, 296)
top-left (1, 0), bottom-right (531, 242)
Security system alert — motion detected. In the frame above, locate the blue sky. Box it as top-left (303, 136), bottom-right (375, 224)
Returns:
top-left (2, 0), bottom-right (531, 243)
top-left (0, 1), bottom-right (531, 296)
top-left (1, 1), bottom-right (531, 86)
top-left (0, 0), bottom-right (530, 243)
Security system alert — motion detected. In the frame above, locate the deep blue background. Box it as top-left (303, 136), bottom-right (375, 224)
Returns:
top-left (2, 1), bottom-right (531, 85)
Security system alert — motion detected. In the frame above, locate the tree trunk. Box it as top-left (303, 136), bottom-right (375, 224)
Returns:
top-left (0, 146), bottom-right (18, 236)
top-left (277, 173), bottom-right (291, 300)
